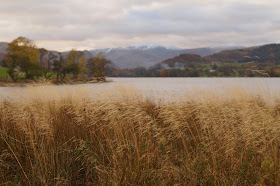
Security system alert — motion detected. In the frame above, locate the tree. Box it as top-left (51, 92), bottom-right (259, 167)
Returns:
top-left (39, 48), bottom-right (53, 79)
top-left (1, 55), bottom-right (20, 81)
top-left (3, 37), bottom-right (41, 80)
top-left (53, 53), bottom-right (65, 81)
top-left (212, 63), bottom-right (218, 69)
top-left (87, 53), bottom-right (110, 77)
top-left (65, 49), bottom-right (86, 78)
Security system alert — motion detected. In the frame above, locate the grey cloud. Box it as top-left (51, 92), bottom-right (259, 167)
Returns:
top-left (0, 0), bottom-right (279, 51)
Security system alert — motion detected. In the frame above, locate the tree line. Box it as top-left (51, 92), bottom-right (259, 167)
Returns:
top-left (107, 63), bottom-right (280, 77)
top-left (1, 37), bottom-right (110, 82)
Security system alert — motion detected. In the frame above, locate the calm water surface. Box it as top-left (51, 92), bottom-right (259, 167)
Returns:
top-left (106, 77), bottom-right (279, 91)
top-left (95, 77), bottom-right (280, 93)
top-left (0, 78), bottom-right (280, 99)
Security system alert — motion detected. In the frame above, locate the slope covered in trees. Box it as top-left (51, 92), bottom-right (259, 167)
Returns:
top-left (204, 44), bottom-right (280, 64)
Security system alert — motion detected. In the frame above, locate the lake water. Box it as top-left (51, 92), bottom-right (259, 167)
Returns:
top-left (108, 78), bottom-right (280, 99)
top-left (92, 77), bottom-right (280, 94)
top-left (0, 78), bottom-right (280, 100)
top-left (106, 77), bottom-right (279, 91)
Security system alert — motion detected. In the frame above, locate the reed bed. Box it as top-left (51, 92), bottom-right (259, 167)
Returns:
top-left (0, 85), bottom-right (280, 185)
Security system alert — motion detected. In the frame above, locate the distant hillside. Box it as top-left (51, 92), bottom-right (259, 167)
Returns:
top-left (153, 44), bottom-right (280, 69)
top-left (249, 44), bottom-right (280, 63)
top-left (0, 42), bottom-right (8, 53)
top-left (151, 54), bottom-right (204, 70)
top-left (90, 46), bottom-right (241, 69)
top-left (204, 48), bottom-right (252, 63)
top-left (0, 53), bottom-right (5, 62)
top-left (204, 44), bottom-right (280, 63)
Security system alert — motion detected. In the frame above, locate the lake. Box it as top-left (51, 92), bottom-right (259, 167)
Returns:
top-left (106, 77), bottom-right (279, 91)
top-left (91, 77), bottom-right (280, 95)
top-left (0, 78), bottom-right (280, 101)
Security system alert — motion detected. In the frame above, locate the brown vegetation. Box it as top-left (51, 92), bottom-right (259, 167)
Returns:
top-left (0, 77), bottom-right (107, 87)
top-left (0, 86), bottom-right (280, 185)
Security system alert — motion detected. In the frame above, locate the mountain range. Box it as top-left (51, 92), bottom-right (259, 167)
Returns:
top-left (152, 43), bottom-right (280, 70)
top-left (90, 45), bottom-right (243, 68)
top-left (0, 42), bottom-right (243, 69)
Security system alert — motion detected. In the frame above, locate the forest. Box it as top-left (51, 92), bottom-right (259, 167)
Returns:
top-left (0, 37), bottom-right (110, 82)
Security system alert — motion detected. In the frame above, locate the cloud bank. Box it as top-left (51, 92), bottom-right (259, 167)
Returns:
top-left (0, 0), bottom-right (279, 51)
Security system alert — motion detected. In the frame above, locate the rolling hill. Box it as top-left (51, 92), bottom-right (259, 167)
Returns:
top-left (153, 43), bottom-right (280, 70)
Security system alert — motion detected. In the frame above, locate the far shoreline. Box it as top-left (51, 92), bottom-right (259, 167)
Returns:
top-left (0, 77), bottom-right (110, 87)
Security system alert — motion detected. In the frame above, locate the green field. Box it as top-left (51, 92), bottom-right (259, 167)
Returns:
top-left (0, 68), bottom-right (58, 80)
top-left (0, 67), bottom-right (9, 79)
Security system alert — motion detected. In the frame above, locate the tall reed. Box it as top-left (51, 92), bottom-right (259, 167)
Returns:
top-left (0, 85), bottom-right (279, 185)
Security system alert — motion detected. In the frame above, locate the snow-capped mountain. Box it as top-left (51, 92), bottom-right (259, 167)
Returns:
top-left (124, 44), bottom-right (181, 51)
top-left (89, 45), bottom-right (242, 68)
top-left (91, 44), bottom-right (181, 55)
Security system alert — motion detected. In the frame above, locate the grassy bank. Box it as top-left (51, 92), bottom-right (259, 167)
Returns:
top-left (0, 86), bottom-right (280, 185)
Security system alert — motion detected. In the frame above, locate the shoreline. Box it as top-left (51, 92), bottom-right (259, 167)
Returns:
top-left (0, 77), bottom-right (110, 87)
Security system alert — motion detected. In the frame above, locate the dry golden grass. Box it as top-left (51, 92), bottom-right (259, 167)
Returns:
top-left (0, 85), bottom-right (280, 185)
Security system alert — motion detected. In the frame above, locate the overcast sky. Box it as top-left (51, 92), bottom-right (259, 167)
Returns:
top-left (0, 0), bottom-right (279, 51)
